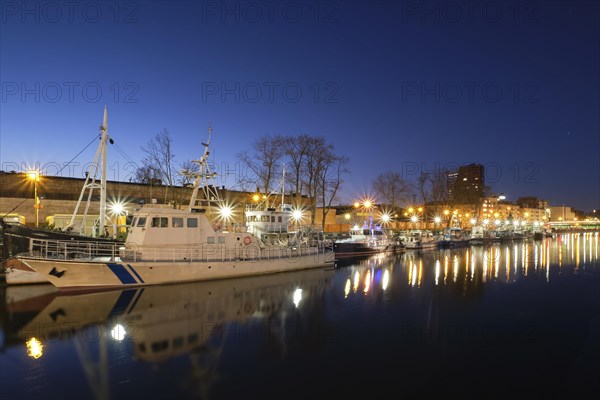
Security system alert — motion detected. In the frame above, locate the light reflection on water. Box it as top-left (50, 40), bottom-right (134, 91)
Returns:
top-left (337, 233), bottom-right (600, 298)
top-left (1, 232), bottom-right (599, 398)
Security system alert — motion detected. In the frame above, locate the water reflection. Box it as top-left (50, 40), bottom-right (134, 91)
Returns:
top-left (1, 232), bottom-right (599, 398)
top-left (333, 232), bottom-right (600, 300)
top-left (2, 268), bottom-right (333, 399)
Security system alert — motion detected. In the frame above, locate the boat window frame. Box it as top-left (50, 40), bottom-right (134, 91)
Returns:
top-left (151, 217), bottom-right (168, 228)
top-left (187, 218), bottom-right (198, 228)
top-left (172, 217), bottom-right (184, 228)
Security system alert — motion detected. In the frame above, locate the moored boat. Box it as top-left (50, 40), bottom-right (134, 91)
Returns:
top-left (14, 128), bottom-right (334, 290)
top-left (333, 218), bottom-right (403, 258)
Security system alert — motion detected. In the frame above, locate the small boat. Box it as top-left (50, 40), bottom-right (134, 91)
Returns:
top-left (467, 225), bottom-right (485, 246)
top-left (437, 227), bottom-right (467, 248)
top-left (333, 217), bottom-right (403, 258)
top-left (402, 230), bottom-right (439, 250)
top-left (14, 128), bottom-right (334, 291)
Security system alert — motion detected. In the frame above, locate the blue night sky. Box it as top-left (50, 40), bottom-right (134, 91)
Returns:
top-left (1, 1), bottom-right (598, 211)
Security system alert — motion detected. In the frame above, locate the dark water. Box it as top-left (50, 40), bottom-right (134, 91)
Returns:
top-left (1, 232), bottom-right (599, 399)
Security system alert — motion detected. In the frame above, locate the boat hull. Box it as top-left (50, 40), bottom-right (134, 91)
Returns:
top-left (3, 257), bottom-right (49, 285)
top-left (18, 251), bottom-right (335, 290)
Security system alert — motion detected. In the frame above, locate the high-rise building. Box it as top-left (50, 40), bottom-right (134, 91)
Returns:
top-left (447, 163), bottom-right (484, 203)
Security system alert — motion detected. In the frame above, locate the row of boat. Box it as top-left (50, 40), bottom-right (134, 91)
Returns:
top-left (332, 223), bottom-right (555, 257)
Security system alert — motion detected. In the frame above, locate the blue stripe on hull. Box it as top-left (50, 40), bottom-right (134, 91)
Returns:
top-left (106, 263), bottom-right (137, 284)
top-left (126, 264), bottom-right (145, 283)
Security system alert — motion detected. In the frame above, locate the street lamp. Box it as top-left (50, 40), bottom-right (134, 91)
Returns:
top-left (27, 171), bottom-right (41, 227)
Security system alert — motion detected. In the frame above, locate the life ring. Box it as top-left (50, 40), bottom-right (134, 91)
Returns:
top-left (243, 236), bottom-right (252, 245)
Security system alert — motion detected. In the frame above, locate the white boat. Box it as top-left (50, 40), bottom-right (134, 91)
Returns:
top-left (333, 218), bottom-right (403, 258)
top-left (15, 128), bottom-right (335, 291)
top-left (403, 230), bottom-right (439, 250)
top-left (467, 225), bottom-right (485, 245)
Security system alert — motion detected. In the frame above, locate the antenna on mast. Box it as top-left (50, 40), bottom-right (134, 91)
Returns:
top-left (186, 123), bottom-right (221, 216)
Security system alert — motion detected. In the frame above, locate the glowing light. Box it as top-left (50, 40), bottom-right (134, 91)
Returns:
top-left (354, 202), bottom-right (360, 208)
top-left (252, 194), bottom-right (260, 202)
top-left (410, 215), bottom-right (418, 223)
top-left (470, 218), bottom-right (476, 225)
top-left (380, 213), bottom-right (390, 223)
top-left (483, 219), bottom-right (489, 225)
top-left (219, 205), bottom-right (232, 219)
top-left (111, 324), bottom-right (127, 341)
top-left (27, 171), bottom-right (40, 181)
top-left (443, 210), bottom-right (449, 215)
top-left (364, 199), bottom-right (372, 209)
top-left (109, 200), bottom-right (125, 216)
top-left (344, 213), bottom-right (351, 220)
top-left (293, 288), bottom-right (303, 307)
top-left (495, 219), bottom-right (501, 225)
top-left (292, 208), bottom-right (303, 222)
top-left (434, 216), bottom-right (441, 224)
top-left (26, 337), bottom-right (44, 359)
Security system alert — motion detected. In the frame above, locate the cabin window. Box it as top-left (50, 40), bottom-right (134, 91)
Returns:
top-left (151, 217), bottom-right (168, 228)
top-left (278, 216), bottom-right (282, 222)
top-left (207, 237), bottom-right (215, 244)
top-left (188, 333), bottom-right (199, 344)
top-left (218, 236), bottom-right (225, 244)
top-left (172, 217), bottom-right (184, 228)
top-left (151, 340), bottom-right (169, 352)
top-left (187, 218), bottom-right (198, 228)
top-left (130, 217), bottom-right (137, 227)
top-left (173, 337), bottom-right (184, 348)
top-left (137, 217), bottom-right (147, 227)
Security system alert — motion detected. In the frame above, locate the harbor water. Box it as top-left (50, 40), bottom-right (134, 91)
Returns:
top-left (1, 232), bottom-right (599, 398)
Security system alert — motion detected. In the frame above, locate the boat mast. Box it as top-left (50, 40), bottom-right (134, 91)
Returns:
top-left (187, 124), bottom-right (221, 214)
top-left (281, 164), bottom-right (285, 208)
top-left (67, 106), bottom-right (110, 237)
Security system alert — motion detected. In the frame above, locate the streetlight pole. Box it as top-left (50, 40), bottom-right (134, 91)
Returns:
top-left (28, 171), bottom-right (41, 227)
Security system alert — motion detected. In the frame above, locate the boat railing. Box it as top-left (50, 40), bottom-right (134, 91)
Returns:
top-left (23, 238), bottom-right (122, 261)
top-left (121, 241), bottom-right (331, 263)
top-left (19, 237), bottom-right (331, 263)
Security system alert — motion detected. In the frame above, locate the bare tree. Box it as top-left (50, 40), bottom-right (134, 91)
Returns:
top-left (237, 135), bottom-right (285, 195)
top-left (372, 171), bottom-right (413, 210)
top-left (317, 153), bottom-right (349, 229)
top-left (282, 135), bottom-right (311, 200)
top-left (415, 171), bottom-right (430, 205)
top-left (139, 129), bottom-right (177, 207)
top-left (302, 136), bottom-right (330, 223)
